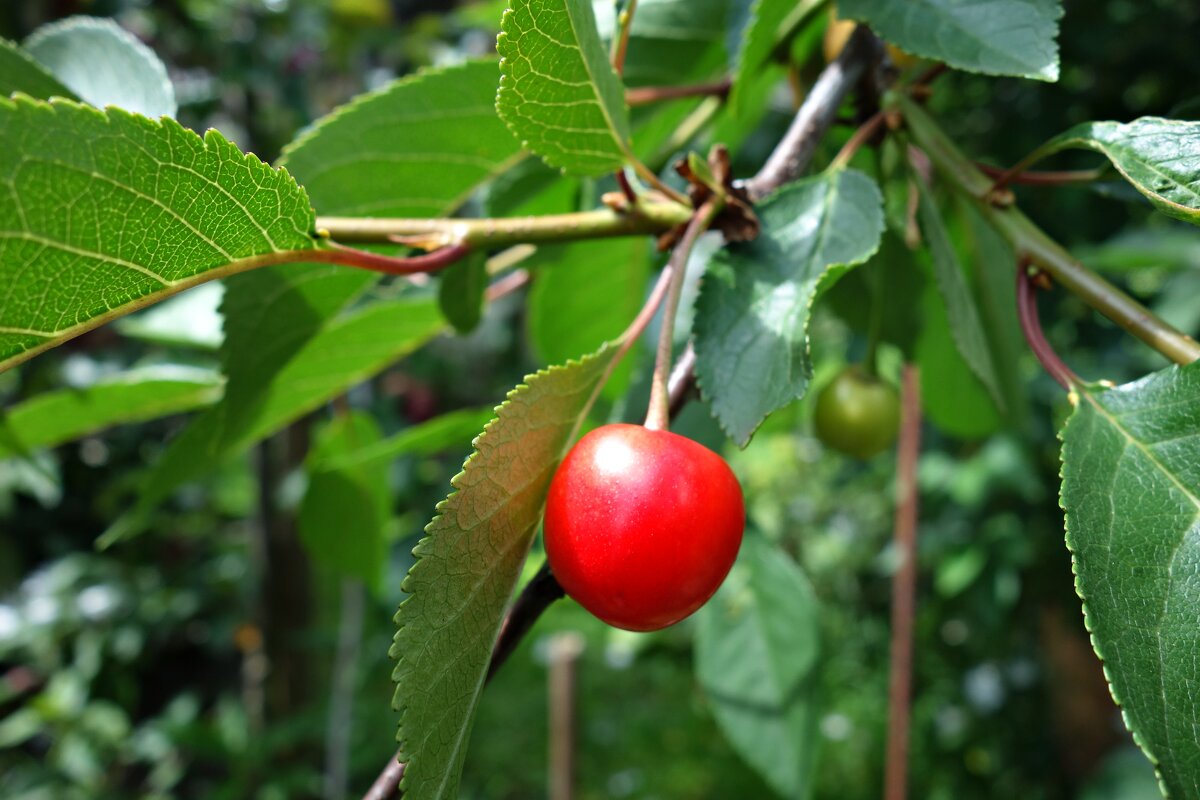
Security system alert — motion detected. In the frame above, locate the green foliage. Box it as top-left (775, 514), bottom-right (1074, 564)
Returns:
top-left (0, 97), bottom-right (318, 373)
top-left (527, 237), bottom-right (648, 390)
top-left (1036, 119), bottom-right (1200, 225)
top-left (438, 252), bottom-right (488, 334)
top-left (1061, 361), bottom-right (1200, 799)
top-left (694, 168), bottom-right (885, 445)
top-left (392, 344), bottom-right (619, 799)
top-left (497, 0), bottom-right (631, 175)
top-left (730, 0), bottom-right (820, 113)
top-left (840, 0), bottom-right (1063, 80)
top-left (914, 175), bottom-right (1005, 412)
top-left (280, 61), bottom-right (523, 218)
top-left (24, 16), bottom-right (176, 118)
top-left (0, 367), bottom-right (221, 460)
top-left (695, 536), bottom-right (822, 798)
top-left (102, 297), bottom-right (444, 544)
top-left (300, 411), bottom-right (390, 589)
top-left (604, 0), bottom-right (733, 88)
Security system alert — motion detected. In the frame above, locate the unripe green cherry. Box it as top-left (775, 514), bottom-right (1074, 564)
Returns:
top-left (813, 365), bottom-right (901, 459)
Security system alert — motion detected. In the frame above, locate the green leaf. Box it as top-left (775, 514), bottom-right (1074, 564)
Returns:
top-left (730, 0), bottom-right (821, 113)
top-left (319, 407), bottom-right (496, 472)
top-left (695, 537), bottom-right (822, 799)
top-left (914, 175), bottom-right (1005, 413)
top-left (300, 411), bottom-right (390, 588)
top-left (693, 168), bottom-right (885, 446)
top-left (1061, 361), bottom-right (1200, 800)
top-left (1035, 119), bottom-right (1200, 225)
top-left (25, 16), bottom-right (176, 118)
top-left (497, 0), bottom-right (632, 175)
top-left (438, 252), bottom-right (488, 334)
top-left (100, 298), bottom-right (444, 545)
top-left (840, 0), bottom-right (1062, 81)
top-left (915, 275), bottom-right (1001, 439)
top-left (0, 366), bottom-right (222, 460)
top-left (392, 343), bottom-right (620, 799)
top-left (0, 38), bottom-right (75, 100)
top-left (0, 97), bottom-right (319, 373)
top-left (527, 237), bottom-right (648, 390)
top-left (281, 60), bottom-right (523, 218)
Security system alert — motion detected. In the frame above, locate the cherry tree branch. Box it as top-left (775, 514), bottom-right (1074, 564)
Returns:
top-left (896, 94), bottom-right (1200, 366)
top-left (743, 25), bottom-right (882, 201)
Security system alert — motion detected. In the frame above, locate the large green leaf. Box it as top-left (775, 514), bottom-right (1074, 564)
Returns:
top-left (100, 298), bottom-right (444, 545)
top-left (0, 38), bottom-right (75, 100)
top-left (695, 536), bottom-right (822, 799)
top-left (281, 60), bottom-right (523, 218)
top-left (0, 366), bottom-right (221, 459)
top-left (1034, 119), bottom-right (1200, 226)
top-left (914, 176), bottom-right (1005, 413)
top-left (693, 168), bottom-right (884, 446)
top-left (0, 96), bottom-right (319, 373)
top-left (1061, 361), bottom-right (1200, 800)
top-left (497, 0), bottom-right (631, 175)
top-left (300, 411), bottom-right (390, 589)
top-left (391, 344), bottom-right (620, 799)
top-left (840, 0), bottom-right (1062, 81)
top-left (25, 16), bottom-right (176, 118)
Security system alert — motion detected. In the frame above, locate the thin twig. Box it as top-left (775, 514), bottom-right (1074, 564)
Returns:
top-left (666, 341), bottom-right (697, 418)
top-left (611, 0), bottom-right (638, 76)
top-left (317, 202), bottom-right (692, 247)
top-left (321, 243), bottom-right (470, 275)
top-left (884, 364), bottom-right (921, 800)
top-left (626, 79), bottom-right (731, 106)
top-left (829, 109), bottom-right (886, 171)
top-left (975, 162), bottom-right (1105, 187)
top-left (1016, 263), bottom-right (1081, 390)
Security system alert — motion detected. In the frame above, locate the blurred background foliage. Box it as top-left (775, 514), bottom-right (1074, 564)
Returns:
top-left (0, 0), bottom-right (1196, 798)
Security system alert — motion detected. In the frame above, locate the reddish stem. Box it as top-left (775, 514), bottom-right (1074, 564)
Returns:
top-left (1016, 264), bottom-right (1081, 390)
top-left (884, 364), bottom-right (921, 800)
top-left (318, 243), bottom-right (471, 276)
top-left (626, 79), bottom-right (731, 106)
top-left (976, 162), bottom-right (1103, 187)
top-left (830, 110), bottom-right (886, 170)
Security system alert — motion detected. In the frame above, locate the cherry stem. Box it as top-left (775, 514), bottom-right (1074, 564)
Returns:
top-left (626, 79), bottom-right (731, 107)
top-left (616, 169), bottom-right (638, 207)
top-left (611, 0), bottom-right (638, 76)
top-left (644, 199), bottom-right (721, 431)
top-left (884, 364), bottom-right (921, 800)
top-left (1016, 262), bottom-right (1082, 390)
top-left (830, 109), bottom-right (886, 172)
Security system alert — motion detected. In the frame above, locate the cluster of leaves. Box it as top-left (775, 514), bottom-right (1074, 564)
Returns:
top-left (0, 1), bottom-right (1198, 799)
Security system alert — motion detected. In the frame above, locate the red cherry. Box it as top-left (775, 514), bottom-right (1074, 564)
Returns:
top-left (543, 423), bottom-right (745, 632)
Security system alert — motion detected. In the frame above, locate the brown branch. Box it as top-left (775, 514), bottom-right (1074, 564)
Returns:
top-left (626, 79), bottom-right (731, 107)
top-left (744, 26), bottom-right (882, 201)
top-left (319, 243), bottom-right (470, 275)
top-left (884, 364), bottom-right (921, 800)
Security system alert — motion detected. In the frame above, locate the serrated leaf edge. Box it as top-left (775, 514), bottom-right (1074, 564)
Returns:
top-left (1058, 370), bottom-right (1199, 799)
